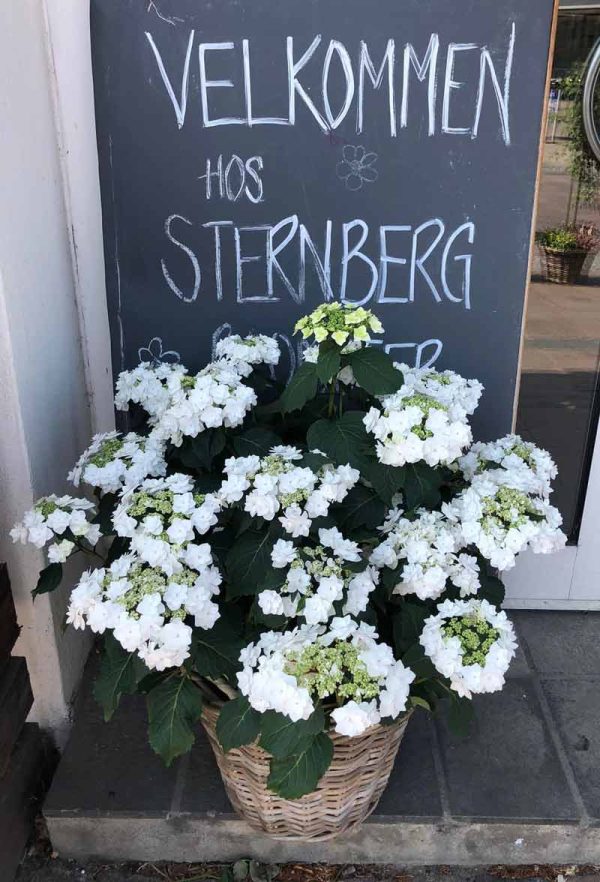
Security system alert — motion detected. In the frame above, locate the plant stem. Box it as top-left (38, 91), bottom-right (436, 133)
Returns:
top-left (328, 380), bottom-right (336, 418)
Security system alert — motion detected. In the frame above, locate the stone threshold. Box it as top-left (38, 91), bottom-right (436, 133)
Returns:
top-left (44, 612), bottom-right (600, 866)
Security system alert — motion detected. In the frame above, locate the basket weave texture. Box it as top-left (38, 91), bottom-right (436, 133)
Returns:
top-left (540, 246), bottom-right (587, 285)
top-left (201, 702), bottom-right (412, 841)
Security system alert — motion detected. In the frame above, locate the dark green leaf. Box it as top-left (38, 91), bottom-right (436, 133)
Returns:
top-left (279, 362), bottom-right (318, 414)
top-left (225, 528), bottom-right (284, 596)
top-left (332, 484), bottom-right (385, 531)
top-left (233, 428), bottom-right (282, 458)
top-left (191, 612), bottom-right (245, 681)
top-left (401, 643), bottom-right (437, 679)
top-left (300, 450), bottom-right (330, 471)
top-left (307, 412), bottom-right (371, 470)
top-left (403, 463), bottom-right (443, 510)
top-left (316, 340), bottom-right (341, 384)
top-left (94, 492), bottom-right (118, 534)
top-left (363, 461), bottom-right (406, 506)
top-left (478, 572), bottom-right (506, 607)
top-left (175, 429), bottom-right (226, 470)
top-left (445, 694), bottom-right (474, 737)
top-left (216, 695), bottom-right (261, 752)
top-left (106, 536), bottom-right (130, 566)
top-left (32, 563), bottom-right (63, 599)
top-left (267, 732), bottom-right (333, 799)
top-left (93, 633), bottom-right (148, 721)
top-left (409, 695), bottom-right (432, 712)
top-left (259, 707), bottom-right (325, 759)
top-left (147, 676), bottom-right (204, 765)
top-left (346, 348), bottom-right (404, 395)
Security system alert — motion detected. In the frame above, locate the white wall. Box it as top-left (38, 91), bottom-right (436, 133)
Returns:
top-left (0, 0), bottom-right (112, 741)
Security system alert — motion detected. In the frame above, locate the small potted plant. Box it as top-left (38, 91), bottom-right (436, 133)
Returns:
top-left (537, 224), bottom-right (598, 284)
top-left (12, 304), bottom-right (567, 841)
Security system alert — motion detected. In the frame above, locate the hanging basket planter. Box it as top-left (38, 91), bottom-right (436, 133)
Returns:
top-left (539, 245), bottom-right (588, 285)
top-left (201, 702), bottom-right (412, 841)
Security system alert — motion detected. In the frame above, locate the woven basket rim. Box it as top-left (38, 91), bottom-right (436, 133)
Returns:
top-left (539, 244), bottom-right (590, 256)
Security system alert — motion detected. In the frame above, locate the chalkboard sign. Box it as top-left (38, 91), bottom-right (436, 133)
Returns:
top-left (91, 0), bottom-right (555, 439)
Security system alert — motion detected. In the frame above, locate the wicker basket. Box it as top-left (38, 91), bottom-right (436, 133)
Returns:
top-left (201, 702), bottom-right (412, 841)
top-left (540, 246), bottom-right (588, 285)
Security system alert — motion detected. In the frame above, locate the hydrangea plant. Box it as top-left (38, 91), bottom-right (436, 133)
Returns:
top-left (12, 307), bottom-right (566, 799)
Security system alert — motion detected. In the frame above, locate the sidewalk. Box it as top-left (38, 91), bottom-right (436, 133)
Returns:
top-left (43, 612), bottom-right (600, 867)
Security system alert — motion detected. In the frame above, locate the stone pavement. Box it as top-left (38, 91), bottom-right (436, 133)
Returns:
top-left (43, 613), bottom-right (600, 867)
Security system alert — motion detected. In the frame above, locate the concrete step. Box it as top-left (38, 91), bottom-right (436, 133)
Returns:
top-left (45, 614), bottom-right (600, 866)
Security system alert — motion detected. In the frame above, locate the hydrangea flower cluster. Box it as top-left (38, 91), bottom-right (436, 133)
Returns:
top-left (442, 471), bottom-right (566, 571)
top-left (294, 303), bottom-right (383, 345)
top-left (214, 334), bottom-right (280, 375)
top-left (115, 334), bottom-right (280, 446)
top-left (237, 617), bottom-right (415, 735)
top-left (459, 434), bottom-right (558, 500)
top-left (419, 599), bottom-right (517, 698)
top-left (11, 495), bottom-right (100, 563)
top-left (112, 474), bottom-right (222, 576)
top-left (68, 431), bottom-right (167, 494)
top-left (259, 528), bottom-right (379, 623)
top-left (363, 365), bottom-right (479, 468)
top-left (66, 549), bottom-right (220, 670)
top-left (217, 448), bottom-right (359, 537)
top-left (370, 509), bottom-right (480, 600)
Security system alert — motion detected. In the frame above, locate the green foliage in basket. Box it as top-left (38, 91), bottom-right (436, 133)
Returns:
top-left (12, 304), bottom-right (567, 799)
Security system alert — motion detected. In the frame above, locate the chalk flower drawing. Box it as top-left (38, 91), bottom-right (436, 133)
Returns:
top-left (336, 145), bottom-right (378, 191)
top-left (138, 337), bottom-right (180, 366)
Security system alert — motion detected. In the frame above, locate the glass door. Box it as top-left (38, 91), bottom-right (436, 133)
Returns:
top-left (506, 6), bottom-right (600, 607)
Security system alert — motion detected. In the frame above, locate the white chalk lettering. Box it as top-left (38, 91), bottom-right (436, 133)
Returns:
top-left (357, 40), bottom-right (396, 137)
top-left (341, 220), bottom-right (379, 306)
top-left (162, 214), bottom-right (201, 303)
top-left (146, 29), bottom-right (195, 129)
top-left (473, 22), bottom-right (515, 145)
top-left (322, 40), bottom-right (355, 129)
top-left (441, 221), bottom-right (475, 309)
top-left (235, 226), bottom-right (273, 302)
top-left (199, 42), bottom-right (245, 127)
top-left (401, 34), bottom-right (439, 136)
top-left (299, 221), bottom-right (333, 302)
top-left (442, 42), bottom-right (478, 136)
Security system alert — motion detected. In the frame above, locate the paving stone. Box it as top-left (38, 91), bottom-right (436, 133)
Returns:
top-left (435, 676), bottom-right (579, 821)
top-left (504, 616), bottom-right (531, 678)
top-left (541, 677), bottom-right (600, 819)
top-left (45, 655), bottom-right (177, 817)
top-left (513, 611), bottom-right (600, 677)
top-left (180, 726), bottom-right (233, 815)
top-left (376, 709), bottom-right (442, 818)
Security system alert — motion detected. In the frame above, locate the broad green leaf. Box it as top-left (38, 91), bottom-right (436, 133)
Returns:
top-left (225, 528), bottom-right (284, 596)
top-left (363, 461), bottom-right (406, 506)
top-left (147, 676), bottom-right (204, 765)
top-left (478, 571), bottom-right (506, 607)
top-left (93, 633), bottom-right (148, 721)
top-left (216, 695), bottom-right (261, 752)
top-left (409, 695), bottom-right (432, 712)
top-left (316, 340), bottom-right (341, 384)
top-left (174, 428), bottom-right (226, 470)
top-left (394, 601), bottom-right (430, 655)
top-left (403, 462), bottom-right (443, 510)
top-left (401, 643), bottom-right (437, 680)
top-left (300, 450), bottom-right (330, 471)
top-left (331, 484), bottom-right (385, 531)
top-left (93, 492), bottom-right (118, 534)
top-left (445, 694), bottom-right (474, 737)
top-left (233, 427), bottom-right (282, 458)
top-left (106, 536), bottom-right (130, 566)
top-left (346, 348), bottom-right (404, 395)
top-left (32, 563), bottom-right (63, 599)
top-left (191, 612), bottom-right (245, 681)
top-left (259, 707), bottom-right (325, 759)
top-left (307, 412), bottom-right (371, 471)
top-left (279, 362), bottom-right (318, 413)
top-left (267, 732), bottom-right (333, 799)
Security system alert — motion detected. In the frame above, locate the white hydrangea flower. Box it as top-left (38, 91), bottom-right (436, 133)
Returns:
top-left (217, 450), bottom-right (359, 538)
top-left (459, 434), bottom-right (557, 500)
top-left (68, 431), bottom-right (167, 494)
top-left (112, 475), bottom-right (222, 575)
top-left (237, 618), bottom-right (414, 734)
top-left (114, 362), bottom-right (187, 422)
top-left (364, 364), bottom-right (481, 468)
top-left (370, 509), bottom-right (481, 600)
top-left (420, 598), bottom-right (517, 698)
top-left (442, 472), bottom-right (566, 571)
top-left (215, 334), bottom-right (280, 375)
top-left (11, 495), bottom-right (99, 553)
top-left (66, 549), bottom-right (221, 670)
top-left (149, 360), bottom-right (257, 447)
top-left (258, 531), bottom-right (379, 625)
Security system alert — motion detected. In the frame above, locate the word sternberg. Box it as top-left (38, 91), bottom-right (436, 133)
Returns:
top-left (146, 26), bottom-right (516, 143)
top-left (162, 214), bottom-right (474, 309)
